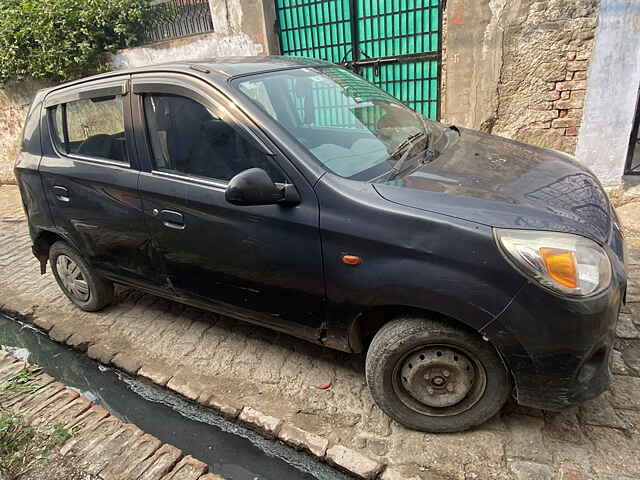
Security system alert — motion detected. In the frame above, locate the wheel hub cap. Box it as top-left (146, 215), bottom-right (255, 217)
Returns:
top-left (400, 347), bottom-right (475, 408)
top-left (56, 254), bottom-right (90, 302)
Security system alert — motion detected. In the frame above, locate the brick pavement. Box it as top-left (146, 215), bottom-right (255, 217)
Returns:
top-left (1, 184), bottom-right (640, 480)
top-left (0, 350), bottom-right (220, 480)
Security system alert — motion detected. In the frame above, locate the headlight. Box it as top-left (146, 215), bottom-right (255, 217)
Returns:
top-left (495, 228), bottom-right (612, 297)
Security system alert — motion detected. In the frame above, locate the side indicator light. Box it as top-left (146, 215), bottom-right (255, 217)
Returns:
top-left (342, 255), bottom-right (362, 266)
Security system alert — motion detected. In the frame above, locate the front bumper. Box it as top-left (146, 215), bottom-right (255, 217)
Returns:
top-left (482, 224), bottom-right (627, 410)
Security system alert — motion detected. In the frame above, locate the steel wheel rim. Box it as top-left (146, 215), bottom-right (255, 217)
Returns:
top-left (392, 343), bottom-right (487, 417)
top-left (56, 254), bottom-right (90, 302)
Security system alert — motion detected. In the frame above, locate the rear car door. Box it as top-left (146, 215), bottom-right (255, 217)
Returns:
top-left (39, 76), bottom-right (156, 286)
top-left (130, 73), bottom-right (326, 341)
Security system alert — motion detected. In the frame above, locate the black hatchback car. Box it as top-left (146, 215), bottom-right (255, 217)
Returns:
top-left (15, 57), bottom-right (627, 433)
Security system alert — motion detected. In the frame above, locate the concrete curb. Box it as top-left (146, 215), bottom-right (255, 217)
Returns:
top-left (11, 309), bottom-right (388, 479)
top-left (0, 350), bottom-right (222, 480)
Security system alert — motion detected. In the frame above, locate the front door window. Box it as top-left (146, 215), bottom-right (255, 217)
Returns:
top-left (143, 93), bottom-right (285, 182)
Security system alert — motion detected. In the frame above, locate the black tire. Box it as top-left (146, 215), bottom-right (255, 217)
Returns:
top-left (49, 241), bottom-right (114, 312)
top-left (365, 316), bottom-right (512, 433)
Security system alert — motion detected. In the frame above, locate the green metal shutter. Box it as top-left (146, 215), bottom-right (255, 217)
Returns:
top-left (275, 0), bottom-right (442, 120)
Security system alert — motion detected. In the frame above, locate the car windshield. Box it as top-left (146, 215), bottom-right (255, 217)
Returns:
top-left (233, 67), bottom-right (438, 180)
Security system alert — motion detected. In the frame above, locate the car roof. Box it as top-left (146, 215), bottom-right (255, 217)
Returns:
top-left (42, 56), bottom-right (335, 93)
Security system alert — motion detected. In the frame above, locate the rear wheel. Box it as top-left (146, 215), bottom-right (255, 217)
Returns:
top-left (365, 316), bottom-right (511, 432)
top-left (50, 241), bottom-right (114, 312)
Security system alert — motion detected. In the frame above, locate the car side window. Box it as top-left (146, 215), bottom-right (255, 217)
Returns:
top-left (50, 95), bottom-right (128, 163)
top-left (143, 93), bottom-right (285, 183)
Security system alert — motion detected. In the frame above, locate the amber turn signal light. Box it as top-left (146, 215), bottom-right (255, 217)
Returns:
top-left (540, 247), bottom-right (577, 289)
top-left (342, 255), bottom-right (362, 266)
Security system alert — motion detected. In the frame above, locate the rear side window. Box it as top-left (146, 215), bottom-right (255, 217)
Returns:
top-left (49, 95), bottom-right (128, 163)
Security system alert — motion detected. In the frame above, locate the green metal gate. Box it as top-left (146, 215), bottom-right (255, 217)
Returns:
top-left (275, 0), bottom-right (442, 120)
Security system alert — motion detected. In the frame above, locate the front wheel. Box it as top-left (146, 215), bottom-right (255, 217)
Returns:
top-left (365, 316), bottom-right (512, 433)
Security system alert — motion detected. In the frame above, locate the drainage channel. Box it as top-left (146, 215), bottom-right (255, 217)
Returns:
top-left (0, 311), bottom-right (350, 480)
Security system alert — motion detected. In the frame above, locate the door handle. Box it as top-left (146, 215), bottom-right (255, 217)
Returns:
top-left (52, 186), bottom-right (70, 203)
top-left (158, 209), bottom-right (185, 230)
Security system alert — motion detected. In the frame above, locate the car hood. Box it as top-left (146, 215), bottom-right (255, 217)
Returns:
top-left (373, 128), bottom-right (611, 244)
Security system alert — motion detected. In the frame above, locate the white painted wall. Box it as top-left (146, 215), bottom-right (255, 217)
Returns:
top-left (111, 0), bottom-right (266, 70)
top-left (111, 33), bottom-right (263, 70)
top-left (576, 0), bottom-right (640, 186)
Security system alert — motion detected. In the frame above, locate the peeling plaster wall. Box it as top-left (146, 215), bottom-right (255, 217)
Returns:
top-left (444, 0), bottom-right (599, 155)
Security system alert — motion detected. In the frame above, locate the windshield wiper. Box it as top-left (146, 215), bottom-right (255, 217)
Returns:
top-left (385, 131), bottom-right (427, 179)
top-left (387, 131), bottom-right (425, 160)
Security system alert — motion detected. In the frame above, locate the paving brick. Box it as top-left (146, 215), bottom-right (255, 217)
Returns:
top-left (579, 393), bottom-right (628, 429)
top-left (139, 362), bottom-right (174, 386)
top-left (200, 393), bottom-right (240, 419)
top-left (101, 434), bottom-right (163, 480)
top-left (24, 388), bottom-right (79, 420)
top-left (8, 381), bottom-right (65, 410)
top-left (543, 409), bottom-right (587, 444)
top-left (609, 376), bottom-right (640, 410)
top-left (28, 389), bottom-right (81, 426)
top-left (167, 372), bottom-right (203, 401)
top-left (509, 461), bottom-right (553, 480)
top-left (380, 466), bottom-right (421, 480)
top-left (559, 463), bottom-right (593, 480)
top-left (585, 426), bottom-right (640, 477)
top-left (621, 344), bottom-right (640, 376)
top-left (278, 423), bottom-right (328, 457)
top-left (0, 372), bottom-right (55, 406)
top-left (238, 407), bottom-right (282, 437)
top-left (112, 352), bottom-right (143, 376)
top-left (505, 414), bottom-right (553, 463)
top-left (61, 416), bottom-right (122, 456)
top-left (42, 396), bottom-right (93, 428)
top-left (86, 343), bottom-right (118, 364)
top-left (66, 332), bottom-right (94, 352)
top-left (84, 423), bottom-right (144, 475)
top-left (64, 404), bottom-right (110, 432)
top-left (617, 315), bottom-right (640, 339)
top-left (161, 455), bottom-right (208, 480)
top-left (0, 360), bottom-right (25, 382)
top-left (49, 323), bottom-right (74, 343)
top-left (325, 445), bottom-right (383, 479)
top-left (136, 444), bottom-right (183, 480)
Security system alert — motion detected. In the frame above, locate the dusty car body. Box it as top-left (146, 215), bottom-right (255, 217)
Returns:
top-left (15, 57), bottom-right (627, 432)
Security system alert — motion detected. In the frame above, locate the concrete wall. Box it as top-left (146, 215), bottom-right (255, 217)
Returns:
top-left (575, 0), bottom-right (640, 187)
top-left (444, 0), bottom-right (599, 155)
top-left (0, 80), bottom-right (52, 183)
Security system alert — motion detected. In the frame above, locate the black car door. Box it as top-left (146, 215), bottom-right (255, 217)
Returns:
top-left (131, 73), bottom-right (325, 341)
top-left (39, 76), bottom-right (157, 286)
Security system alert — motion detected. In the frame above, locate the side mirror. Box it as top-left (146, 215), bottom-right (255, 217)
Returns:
top-left (226, 168), bottom-right (299, 206)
